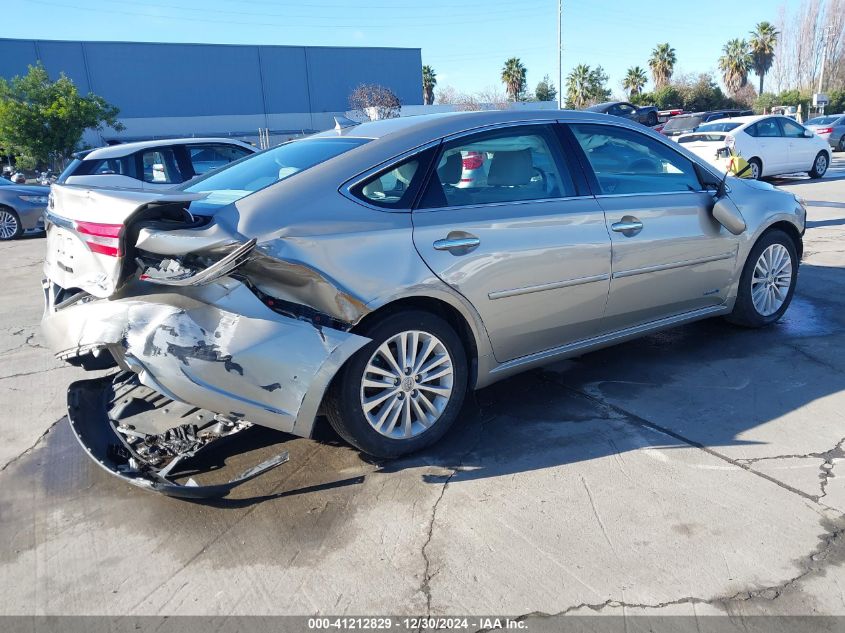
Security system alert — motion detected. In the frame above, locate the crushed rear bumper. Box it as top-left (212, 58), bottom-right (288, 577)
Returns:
top-left (43, 279), bottom-right (370, 496)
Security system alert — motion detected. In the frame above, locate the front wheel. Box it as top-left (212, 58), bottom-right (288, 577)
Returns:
top-left (0, 207), bottom-right (22, 241)
top-left (646, 112), bottom-right (658, 127)
top-left (325, 310), bottom-right (468, 458)
top-left (809, 151), bottom-right (829, 179)
top-left (748, 157), bottom-right (763, 180)
top-left (726, 230), bottom-right (798, 328)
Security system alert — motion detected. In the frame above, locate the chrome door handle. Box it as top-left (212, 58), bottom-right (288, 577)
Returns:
top-left (611, 220), bottom-right (643, 234)
top-left (433, 237), bottom-right (480, 251)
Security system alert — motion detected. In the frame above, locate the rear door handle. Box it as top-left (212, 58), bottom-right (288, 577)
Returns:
top-left (611, 219), bottom-right (643, 235)
top-left (433, 236), bottom-right (480, 251)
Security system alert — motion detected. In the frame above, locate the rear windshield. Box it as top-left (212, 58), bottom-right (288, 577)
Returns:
top-left (183, 137), bottom-right (370, 208)
top-left (57, 159), bottom-right (82, 183)
top-left (696, 121), bottom-right (742, 133)
top-left (663, 116), bottom-right (704, 132)
top-left (806, 116), bottom-right (839, 125)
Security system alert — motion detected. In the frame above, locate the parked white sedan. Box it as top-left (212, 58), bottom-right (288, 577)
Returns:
top-left (676, 115), bottom-right (832, 180)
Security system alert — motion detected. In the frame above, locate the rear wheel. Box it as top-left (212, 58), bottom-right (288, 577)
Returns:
top-left (325, 310), bottom-right (468, 458)
top-left (0, 207), bottom-right (22, 241)
top-left (837, 136), bottom-right (845, 152)
top-left (726, 229), bottom-right (797, 328)
top-left (809, 151), bottom-right (829, 179)
top-left (646, 111), bottom-right (658, 127)
top-left (748, 157), bottom-right (762, 180)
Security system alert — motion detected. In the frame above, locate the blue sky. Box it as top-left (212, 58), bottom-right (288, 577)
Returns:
top-left (7, 0), bottom-right (798, 99)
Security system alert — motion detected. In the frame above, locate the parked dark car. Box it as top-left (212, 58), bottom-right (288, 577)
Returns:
top-left (661, 110), bottom-right (753, 138)
top-left (587, 101), bottom-right (659, 127)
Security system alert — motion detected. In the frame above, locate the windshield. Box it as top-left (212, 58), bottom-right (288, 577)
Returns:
top-left (806, 116), bottom-right (839, 125)
top-left (697, 121), bottom-right (742, 133)
top-left (183, 137), bottom-right (371, 208)
top-left (663, 116), bottom-right (704, 132)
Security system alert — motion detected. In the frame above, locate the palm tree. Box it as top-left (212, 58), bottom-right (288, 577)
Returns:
top-left (623, 66), bottom-right (648, 98)
top-left (566, 64), bottom-right (592, 109)
top-left (749, 22), bottom-right (779, 94)
top-left (422, 65), bottom-right (437, 105)
top-left (501, 57), bottom-right (527, 102)
top-left (719, 38), bottom-right (753, 95)
top-left (648, 43), bottom-right (676, 90)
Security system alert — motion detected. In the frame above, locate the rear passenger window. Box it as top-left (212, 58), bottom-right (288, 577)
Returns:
top-left (747, 119), bottom-right (781, 138)
top-left (141, 148), bottom-right (182, 184)
top-left (570, 123), bottom-right (702, 195)
top-left (419, 125), bottom-right (574, 209)
top-left (350, 149), bottom-right (437, 210)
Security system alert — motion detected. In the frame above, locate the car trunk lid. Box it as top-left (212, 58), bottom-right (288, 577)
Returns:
top-left (44, 184), bottom-right (209, 298)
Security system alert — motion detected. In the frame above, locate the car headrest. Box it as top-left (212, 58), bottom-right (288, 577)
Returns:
top-left (362, 177), bottom-right (384, 199)
top-left (486, 149), bottom-right (533, 186)
top-left (438, 152), bottom-right (462, 185)
top-left (395, 161), bottom-right (418, 185)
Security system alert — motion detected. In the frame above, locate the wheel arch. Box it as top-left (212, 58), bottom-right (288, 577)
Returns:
top-left (761, 220), bottom-right (804, 260)
top-left (352, 293), bottom-right (487, 390)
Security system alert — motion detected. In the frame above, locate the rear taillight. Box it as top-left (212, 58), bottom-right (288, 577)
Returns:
top-left (816, 127), bottom-right (833, 135)
top-left (75, 221), bottom-right (123, 257)
top-left (462, 151), bottom-right (484, 170)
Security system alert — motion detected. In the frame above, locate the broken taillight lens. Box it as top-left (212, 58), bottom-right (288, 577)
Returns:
top-left (75, 221), bottom-right (123, 257)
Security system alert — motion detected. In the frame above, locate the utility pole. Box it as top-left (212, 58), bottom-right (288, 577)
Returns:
top-left (557, 0), bottom-right (563, 109)
top-left (817, 25), bottom-right (834, 114)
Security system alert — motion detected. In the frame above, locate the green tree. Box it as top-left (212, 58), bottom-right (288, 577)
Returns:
top-left (535, 74), bottom-right (557, 102)
top-left (565, 64), bottom-right (592, 108)
top-left (565, 64), bottom-right (610, 108)
top-left (623, 66), bottom-right (648, 98)
top-left (749, 22), bottom-right (779, 96)
top-left (0, 63), bottom-right (123, 167)
top-left (649, 43), bottom-right (677, 90)
top-left (422, 65), bottom-right (437, 106)
top-left (719, 39), bottom-right (753, 96)
top-left (501, 57), bottom-right (527, 102)
top-left (652, 85), bottom-right (683, 110)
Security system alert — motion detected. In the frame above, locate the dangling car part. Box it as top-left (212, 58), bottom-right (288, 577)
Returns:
top-left (68, 373), bottom-right (289, 498)
top-left (43, 110), bottom-right (805, 499)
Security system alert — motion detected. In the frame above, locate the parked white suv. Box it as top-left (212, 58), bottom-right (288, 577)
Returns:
top-left (676, 115), bottom-right (832, 180)
top-left (58, 138), bottom-right (256, 189)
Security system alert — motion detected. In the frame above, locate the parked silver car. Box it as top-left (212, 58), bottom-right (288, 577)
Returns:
top-left (0, 178), bottom-right (49, 240)
top-left (805, 114), bottom-right (845, 152)
top-left (42, 110), bottom-right (806, 497)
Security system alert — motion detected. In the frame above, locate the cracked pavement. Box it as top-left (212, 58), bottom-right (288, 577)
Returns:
top-left (2, 161), bottom-right (845, 620)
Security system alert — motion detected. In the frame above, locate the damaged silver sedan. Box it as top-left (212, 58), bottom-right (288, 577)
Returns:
top-left (42, 110), bottom-right (806, 497)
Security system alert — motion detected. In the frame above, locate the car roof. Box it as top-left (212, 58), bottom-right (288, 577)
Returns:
top-left (310, 109), bottom-right (624, 143)
top-left (79, 137), bottom-right (256, 160)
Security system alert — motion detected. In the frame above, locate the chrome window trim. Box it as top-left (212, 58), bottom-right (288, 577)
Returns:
top-left (413, 195), bottom-right (587, 214)
top-left (594, 190), bottom-right (713, 200)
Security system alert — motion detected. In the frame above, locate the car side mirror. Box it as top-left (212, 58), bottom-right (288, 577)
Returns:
top-left (711, 196), bottom-right (747, 235)
top-left (804, 129), bottom-right (814, 138)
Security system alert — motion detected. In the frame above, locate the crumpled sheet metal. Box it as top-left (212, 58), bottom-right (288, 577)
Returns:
top-left (46, 282), bottom-right (369, 437)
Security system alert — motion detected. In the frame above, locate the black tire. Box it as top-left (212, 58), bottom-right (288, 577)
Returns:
top-left (0, 206), bottom-right (22, 241)
top-left (325, 310), bottom-right (468, 458)
top-left (837, 136), bottom-right (845, 153)
top-left (748, 157), bottom-right (763, 180)
top-left (809, 151), bottom-right (829, 179)
top-left (726, 229), bottom-right (798, 328)
top-left (646, 111), bottom-right (658, 127)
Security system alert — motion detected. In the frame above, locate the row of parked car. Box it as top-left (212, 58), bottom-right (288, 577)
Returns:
top-left (589, 100), bottom-right (840, 180)
top-left (0, 137), bottom-right (255, 240)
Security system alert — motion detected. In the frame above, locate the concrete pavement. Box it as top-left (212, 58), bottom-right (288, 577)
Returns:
top-left (2, 158), bottom-right (845, 622)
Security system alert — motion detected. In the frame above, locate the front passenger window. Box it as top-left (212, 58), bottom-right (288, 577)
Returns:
top-left (570, 123), bottom-right (702, 195)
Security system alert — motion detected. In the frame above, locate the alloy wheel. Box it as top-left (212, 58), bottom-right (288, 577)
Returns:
top-left (751, 243), bottom-right (793, 317)
top-left (359, 330), bottom-right (454, 440)
top-left (750, 161), bottom-right (761, 180)
top-left (815, 153), bottom-right (828, 176)
top-left (0, 209), bottom-right (19, 240)
top-left (839, 136), bottom-right (844, 152)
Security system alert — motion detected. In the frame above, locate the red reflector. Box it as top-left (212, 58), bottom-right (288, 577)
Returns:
top-left (462, 151), bottom-right (483, 170)
top-left (88, 242), bottom-right (122, 257)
